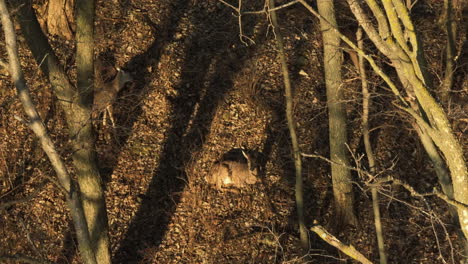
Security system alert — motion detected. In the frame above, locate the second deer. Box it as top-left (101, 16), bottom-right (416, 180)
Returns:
top-left (94, 59), bottom-right (132, 127)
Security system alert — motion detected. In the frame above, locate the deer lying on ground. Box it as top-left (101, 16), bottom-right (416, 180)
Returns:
top-left (205, 149), bottom-right (259, 191)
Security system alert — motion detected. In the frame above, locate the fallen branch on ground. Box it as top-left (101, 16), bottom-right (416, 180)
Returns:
top-left (311, 225), bottom-right (373, 264)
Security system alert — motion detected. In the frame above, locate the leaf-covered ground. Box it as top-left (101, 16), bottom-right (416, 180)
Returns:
top-left (0, 0), bottom-right (467, 263)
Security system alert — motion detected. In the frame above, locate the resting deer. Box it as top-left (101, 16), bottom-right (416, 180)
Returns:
top-left (94, 61), bottom-right (132, 127)
top-left (205, 149), bottom-right (259, 191)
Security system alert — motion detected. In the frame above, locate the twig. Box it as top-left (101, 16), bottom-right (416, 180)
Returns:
top-left (0, 254), bottom-right (54, 264)
top-left (302, 152), bottom-right (375, 179)
top-left (218, 0), bottom-right (299, 14)
top-left (0, 189), bottom-right (40, 211)
top-left (245, 0), bottom-right (299, 14)
top-left (375, 176), bottom-right (468, 211)
top-left (19, 217), bottom-right (43, 258)
top-left (0, 58), bottom-right (9, 70)
top-left (378, 187), bottom-right (455, 263)
top-left (217, 0), bottom-right (299, 45)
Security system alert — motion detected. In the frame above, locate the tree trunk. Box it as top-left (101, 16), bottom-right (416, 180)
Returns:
top-left (317, 0), bottom-right (357, 226)
top-left (46, 0), bottom-right (74, 39)
top-left (269, 0), bottom-right (309, 251)
top-left (76, 1), bottom-right (111, 263)
top-left (13, 1), bottom-right (111, 263)
top-left (0, 1), bottom-right (97, 263)
top-left (345, 0), bottom-right (468, 252)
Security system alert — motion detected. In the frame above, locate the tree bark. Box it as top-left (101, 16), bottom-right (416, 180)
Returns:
top-left (75, 1), bottom-right (111, 263)
top-left (13, 1), bottom-right (111, 263)
top-left (269, 0), bottom-right (309, 251)
top-left (0, 1), bottom-right (96, 263)
top-left (345, 0), bottom-right (468, 251)
top-left (46, 0), bottom-right (74, 39)
top-left (317, 0), bottom-right (357, 226)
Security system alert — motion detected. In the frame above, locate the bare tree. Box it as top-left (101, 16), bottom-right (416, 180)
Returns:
top-left (10, 1), bottom-right (112, 263)
top-left (317, 0), bottom-right (357, 226)
top-left (268, 0), bottom-right (309, 251)
top-left (344, 0), bottom-right (468, 251)
top-left (300, 0), bottom-right (468, 254)
top-left (76, 0), bottom-right (112, 263)
top-left (0, 1), bottom-right (96, 263)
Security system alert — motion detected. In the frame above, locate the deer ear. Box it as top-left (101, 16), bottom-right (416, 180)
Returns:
top-left (241, 150), bottom-right (249, 160)
top-left (116, 68), bottom-right (133, 85)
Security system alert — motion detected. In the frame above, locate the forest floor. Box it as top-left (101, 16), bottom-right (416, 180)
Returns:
top-left (0, 0), bottom-right (467, 263)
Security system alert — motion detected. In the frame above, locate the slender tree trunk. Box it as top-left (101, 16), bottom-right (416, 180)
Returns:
top-left (76, 1), bottom-right (111, 263)
top-left (439, 0), bottom-right (457, 104)
top-left (358, 27), bottom-right (387, 264)
top-left (269, 0), bottom-right (309, 251)
top-left (317, 0), bottom-right (357, 226)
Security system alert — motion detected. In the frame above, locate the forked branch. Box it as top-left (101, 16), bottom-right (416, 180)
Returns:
top-left (0, 1), bottom-right (97, 263)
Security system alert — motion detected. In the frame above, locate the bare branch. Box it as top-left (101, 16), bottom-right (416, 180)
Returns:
top-left (0, 1), bottom-right (97, 263)
top-left (364, 0), bottom-right (390, 39)
top-left (0, 189), bottom-right (41, 211)
top-left (217, 0), bottom-right (299, 45)
top-left (381, 0), bottom-right (411, 55)
top-left (218, 0), bottom-right (237, 12)
top-left (302, 152), bottom-right (375, 180)
top-left (218, 0), bottom-right (300, 14)
top-left (375, 176), bottom-right (468, 211)
top-left (245, 0), bottom-right (299, 14)
top-left (358, 27), bottom-right (387, 264)
top-left (0, 254), bottom-right (54, 264)
top-left (298, 0), bottom-right (409, 106)
top-left (345, 0), bottom-right (393, 57)
top-left (310, 225), bottom-right (373, 264)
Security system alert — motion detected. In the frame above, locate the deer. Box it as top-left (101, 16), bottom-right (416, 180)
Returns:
top-left (205, 149), bottom-right (259, 191)
top-left (93, 59), bottom-right (132, 127)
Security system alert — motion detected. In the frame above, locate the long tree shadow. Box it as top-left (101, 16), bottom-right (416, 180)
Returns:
top-left (96, 1), bottom-right (189, 182)
top-left (114, 3), bottom-right (261, 262)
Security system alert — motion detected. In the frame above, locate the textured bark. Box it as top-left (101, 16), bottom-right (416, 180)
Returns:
top-left (46, 0), bottom-right (74, 39)
top-left (0, 1), bottom-right (96, 263)
top-left (346, 0), bottom-right (468, 249)
top-left (76, 1), bottom-right (111, 263)
top-left (13, 1), bottom-right (111, 263)
top-left (317, 0), bottom-right (357, 226)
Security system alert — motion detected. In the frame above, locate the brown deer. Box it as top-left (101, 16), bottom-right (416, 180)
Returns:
top-left (94, 59), bottom-right (132, 127)
top-left (205, 149), bottom-right (259, 191)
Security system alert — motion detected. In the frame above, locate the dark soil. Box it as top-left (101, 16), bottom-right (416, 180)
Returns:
top-left (0, 0), bottom-right (467, 263)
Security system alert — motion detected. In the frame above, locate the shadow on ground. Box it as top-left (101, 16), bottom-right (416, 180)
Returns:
top-left (113, 3), bottom-right (260, 262)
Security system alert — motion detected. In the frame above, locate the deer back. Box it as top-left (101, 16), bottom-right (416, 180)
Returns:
top-left (206, 160), bottom-right (258, 190)
top-left (94, 67), bottom-right (132, 112)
